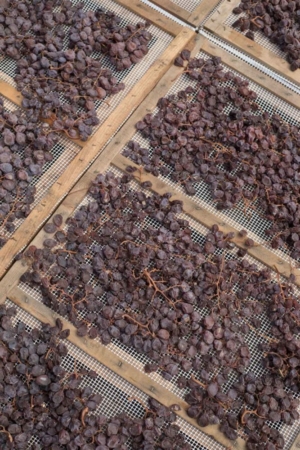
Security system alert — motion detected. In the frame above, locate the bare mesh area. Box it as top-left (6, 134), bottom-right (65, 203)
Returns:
top-left (18, 165), bottom-right (300, 450)
top-left (0, 96), bottom-right (81, 244)
top-left (4, 298), bottom-right (221, 450)
top-left (0, 0), bottom-right (173, 136)
top-left (122, 48), bottom-right (300, 267)
top-left (168, 0), bottom-right (199, 13)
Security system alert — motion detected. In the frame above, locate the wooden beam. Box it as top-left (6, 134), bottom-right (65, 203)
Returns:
top-left (205, 0), bottom-right (300, 86)
top-left (6, 285), bottom-right (246, 450)
top-left (0, 28), bottom-right (195, 278)
top-left (114, 0), bottom-right (183, 35)
top-left (188, 0), bottom-right (221, 27)
top-left (290, 433), bottom-right (300, 450)
top-left (145, 0), bottom-right (190, 22)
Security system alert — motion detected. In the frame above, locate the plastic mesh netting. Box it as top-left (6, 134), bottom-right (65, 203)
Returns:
top-left (18, 165), bottom-right (300, 450)
top-left (121, 45), bottom-right (300, 267)
top-left (0, 0), bottom-right (173, 136)
top-left (3, 298), bottom-right (222, 450)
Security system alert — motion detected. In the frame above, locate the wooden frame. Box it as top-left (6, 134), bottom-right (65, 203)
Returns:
top-left (204, 0), bottom-right (300, 86)
top-left (0, 0), bottom-right (196, 278)
top-left (1, 35), bottom-right (300, 450)
top-left (145, 0), bottom-right (221, 27)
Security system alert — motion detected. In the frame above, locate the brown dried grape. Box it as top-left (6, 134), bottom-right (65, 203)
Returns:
top-left (232, 0), bottom-right (300, 71)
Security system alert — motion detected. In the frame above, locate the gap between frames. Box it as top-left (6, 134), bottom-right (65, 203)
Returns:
top-left (204, 0), bottom-right (300, 86)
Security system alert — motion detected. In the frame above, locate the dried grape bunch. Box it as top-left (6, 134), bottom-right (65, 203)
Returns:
top-left (20, 172), bottom-right (284, 384)
top-left (70, 7), bottom-right (152, 71)
top-left (186, 370), bottom-right (299, 449)
top-left (0, 0), bottom-right (152, 140)
top-left (0, 98), bottom-right (58, 244)
top-left (15, 45), bottom-right (122, 140)
top-left (0, 304), bottom-right (190, 449)
top-left (232, 0), bottom-right (300, 71)
top-left (262, 336), bottom-right (300, 393)
top-left (124, 54), bottom-right (300, 259)
top-left (0, 305), bottom-right (103, 449)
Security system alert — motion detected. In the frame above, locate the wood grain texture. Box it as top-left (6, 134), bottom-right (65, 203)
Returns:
top-left (205, 0), bottom-right (300, 85)
top-left (290, 434), bottom-right (300, 450)
top-left (146, 0), bottom-right (190, 21)
top-left (6, 285), bottom-right (246, 450)
top-left (115, 0), bottom-right (183, 35)
top-left (0, 28), bottom-right (195, 279)
top-left (188, 0), bottom-right (221, 26)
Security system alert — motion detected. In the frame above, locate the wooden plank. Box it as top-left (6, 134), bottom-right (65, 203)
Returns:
top-left (145, 0), bottom-right (190, 22)
top-left (201, 40), bottom-right (300, 109)
top-left (0, 27), bottom-right (195, 279)
top-left (187, 0), bottom-right (221, 27)
top-left (6, 285), bottom-right (246, 450)
top-left (205, 0), bottom-right (300, 86)
top-left (290, 433), bottom-right (300, 450)
top-left (115, 0), bottom-right (183, 35)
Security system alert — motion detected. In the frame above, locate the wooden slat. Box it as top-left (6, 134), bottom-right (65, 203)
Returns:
top-left (115, 0), bottom-right (183, 35)
top-left (0, 27), bottom-right (195, 279)
top-left (5, 285), bottom-right (246, 450)
top-left (290, 434), bottom-right (300, 450)
top-left (205, 0), bottom-right (300, 86)
top-left (145, 0), bottom-right (190, 22)
top-left (187, 0), bottom-right (221, 26)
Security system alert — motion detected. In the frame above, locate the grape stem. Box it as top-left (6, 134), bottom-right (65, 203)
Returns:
top-left (190, 374), bottom-right (207, 389)
top-left (0, 426), bottom-right (13, 443)
top-left (81, 407), bottom-right (89, 427)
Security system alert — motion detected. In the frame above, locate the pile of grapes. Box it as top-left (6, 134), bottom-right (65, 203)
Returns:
top-left (20, 171), bottom-right (300, 449)
top-left (231, 0), bottom-right (300, 71)
top-left (0, 304), bottom-right (191, 449)
top-left (0, 0), bottom-right (152, 140)
top-left (123, 51), bottom-right (300, 259)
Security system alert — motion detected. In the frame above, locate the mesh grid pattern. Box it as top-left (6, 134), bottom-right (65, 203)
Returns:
top-left (18, 165), bottom-right (300, 450)
top-left (199, 30), bottom-right (300, 95)
top-left (0, 96), bottom-right (81, 243)
top-left (0, 0), bottom-right (173, 136)
top-left (206, 0), bottom-right (295, 72)
top-left (123, 48), bottom-right (300, 267)
top-left (3, 298), bottom-right (223, 450)
top-left (140, 0), bottom-right (193, 27)
top-left (224, 6), bottom-right (286, 59)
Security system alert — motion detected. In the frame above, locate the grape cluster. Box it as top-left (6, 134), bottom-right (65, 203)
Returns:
top-left (0, 304), bottom-right (191, 449)
top-left (186, 371), bottom-right (299, 449)
top-left (232, 0), bottom-right (300, 71)
top-left (0, 98), bottom-right (58, 244)
top-left (123, 52), bottom-right (300, 259)
top-left (0, 0), bottom-right (152, 140)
